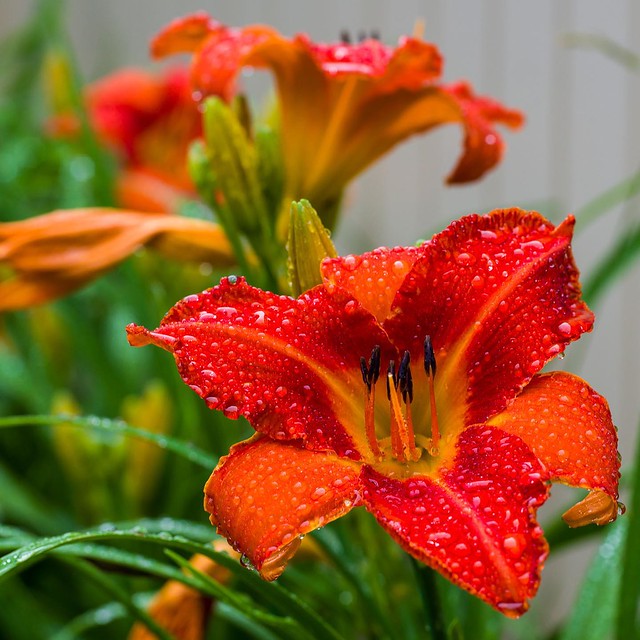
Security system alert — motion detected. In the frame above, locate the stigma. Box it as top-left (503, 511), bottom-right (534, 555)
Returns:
top-left (360, 336), bottom-right (441, 463)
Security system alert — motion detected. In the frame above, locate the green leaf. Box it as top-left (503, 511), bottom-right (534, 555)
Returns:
top-left (0, 414), bottom-right (217, 470)
top-left (0, 527), bottom-right (345, 640)
top-left (559, 519), bottom-right (627, 640)
top-left (583, 222), bottom-right (640, 306)
top-left (615, 428), bottom-right (640, 639)
top-left (574, 169), bottom-right (640, 228)
top-left (562, 33), bottom-right (640, 72)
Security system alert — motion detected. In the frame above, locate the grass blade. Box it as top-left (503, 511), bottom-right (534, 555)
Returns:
top-left (0, 415), bottom-right (217, 470)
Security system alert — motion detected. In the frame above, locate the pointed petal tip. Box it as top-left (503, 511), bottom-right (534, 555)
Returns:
top-left (258, 536), bottom-right (303, 581)
top-left (126, 324), bottom-right (178, 351)
top-left (562, 489), bottom-right (620, 528)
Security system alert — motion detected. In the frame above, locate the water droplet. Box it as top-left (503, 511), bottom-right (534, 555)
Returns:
top-left (276, 386), bottom-right (288, 398)
top-left (557, 321), bottom-right (572, 336)
top-left (312, 487), bottom-right (327, 499)
top-left (224, 405), bottom-right (239, 419)
top-left (227, 275), bottom-right (238, 285)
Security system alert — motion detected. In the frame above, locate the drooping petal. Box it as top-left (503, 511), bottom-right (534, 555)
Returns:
top-left (152, 13), bottom-right (277, 101)
top-left (488, 372), bottom-right (620, 521)
top-left (384, 209), bottom-right (593, 430)
top-left (443, 82), bottom-right (524, 184)
top-left (204, 436), bottom-right (361, 580)
top-left (0, 209), bottom-right (234, 311)
top-left (321, 245), bottom-right (424, 322)
top-left (150, 12), bottom-right (224, 57)
top-left (362, 426), bottom-right (550, 617)
top-left (127, 277), bottom-right (395, 459)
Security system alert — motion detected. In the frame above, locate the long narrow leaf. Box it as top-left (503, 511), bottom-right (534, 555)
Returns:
top-left (559, 519), bottom-right (627, 640)
top-left (0, 415), bottom-right (217, 469)
top-left (583, 222), bottom-right (640, 305)
top-left (615, 428), bottom-right (640, 639)
top-left (575, 169), bottom-right (640, 228)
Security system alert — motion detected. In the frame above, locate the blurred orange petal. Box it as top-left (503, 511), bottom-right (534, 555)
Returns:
top-left (0, 209), bottom-right (234, 311)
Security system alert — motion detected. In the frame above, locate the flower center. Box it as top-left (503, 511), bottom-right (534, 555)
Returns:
top-left (360, 336), bottom-right (441, 463)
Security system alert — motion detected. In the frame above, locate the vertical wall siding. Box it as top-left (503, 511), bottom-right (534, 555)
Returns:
top-left (1, 0), bottom-right (638, 628)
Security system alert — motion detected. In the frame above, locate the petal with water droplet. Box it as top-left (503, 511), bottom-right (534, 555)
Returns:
top-left (384, 209), bottom-right (593, 427)
top-left (127, 276), bottom-right (395, 458)
top-left (204, 436), bottom-right (361, 580)
top-left (361, 426), bottom-right (550, 617)
top-left (488, 372), bottom-right (620, 511)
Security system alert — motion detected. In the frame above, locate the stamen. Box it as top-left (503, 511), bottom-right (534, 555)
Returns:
top-left (424, 335), bottom-right (440, 456)
top-left (398, 351), bottom-right (419, 462)
top-left (362, 346), bottom-right (382, 458)
top-left (340, 30), bottom-right (352, 44)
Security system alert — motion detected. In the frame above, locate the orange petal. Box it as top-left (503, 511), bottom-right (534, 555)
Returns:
top-left (488, 372), bottom-right (620, 506)
top-left (204, 436), bottom-right (361, 580)
top-left (151, 12), bottom-right (224, 58)
top-left (321, 245), bottom-right (423, 322)
top-left (128, 546), bottom-right (234, 640)
top-left (562, 489), bottom-right (620, 527)
top-left (0, 209), bottom-right (234, 311)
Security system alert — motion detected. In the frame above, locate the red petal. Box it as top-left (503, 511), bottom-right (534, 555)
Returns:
top-left (384, 209), bottom-right (593, 426)
top-left (362, 426), bottom-right (550, 616)
top-left (204, 436), bottom-right (361, 580)
top-left (126, 277), bottom-right (395, 459)
top-left (321, 245), bottom-right (423, 322)
top-left (190, 25), bottom-right (278, 100)
top-left (443, 82), bottom-right (525, 184)
top-left (151, 12), bottom-right (224, 59)
top-left (488, 372), bottom-right (620, 501)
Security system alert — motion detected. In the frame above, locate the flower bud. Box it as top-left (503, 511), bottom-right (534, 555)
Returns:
top-left (287, 199), bottom-right (336, 296)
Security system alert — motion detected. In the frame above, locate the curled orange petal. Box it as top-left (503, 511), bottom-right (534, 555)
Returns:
top-left (562, 489), bottom-right (621, 528)
top-left (204, 436), bottom-right (361, 580)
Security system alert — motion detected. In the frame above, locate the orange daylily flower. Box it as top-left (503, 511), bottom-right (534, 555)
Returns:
top-left (0, 208), bottom-right (233, 311)
top-left (152, 13), bottom-right (524, 225)
top-left (128, 208), bottom-right (620, 617)
top-left (51, 67), bottom-right (202, 213)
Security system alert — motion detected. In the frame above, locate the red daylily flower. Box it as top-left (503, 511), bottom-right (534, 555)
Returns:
top-left (152, 13), bottom-right (524, 225)
top-left (127, 208), bottom-right (620, 616)
top-left (51, 67), bottom-right (202, 213)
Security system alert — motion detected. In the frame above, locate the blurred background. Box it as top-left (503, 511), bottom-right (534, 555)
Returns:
top-left (1, 0), bottom-right (638, 634)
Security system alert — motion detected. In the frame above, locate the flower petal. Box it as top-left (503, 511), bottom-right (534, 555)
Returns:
top-left (488, 372), bottom-right (620, 516)
top-left (361, 425), bottom-right (550, 617)
top-left (321, 245), bottom-right (423, 322)
top-left (0, 209), bottom-right (234, 311)
top-left (443, 81), bottom-right (524, 184)
top-left (150, 12), bottom-right (224, 58)
top-left (204, 436), bottom-right (361, 580)
top-left (384, 209), bottom-right (593, 428)
top-left (127, 277), bottom-right (395, 459)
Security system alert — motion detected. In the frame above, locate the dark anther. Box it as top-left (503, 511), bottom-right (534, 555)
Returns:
top-left (360, 345), bottom-right (381, 392)
top-left (370, 29), bottom-right (381, 41)
top-left (360, 356), bottom-right (369, 389)
top-left (424, 335), bottom-right (437, 377)
top-left (340, 30), bottom-right (351, 44)
top-left (386, 360), bottom-right (396, 400)
top-left (368, 345), bottom-right (381, 385)
top-left (398, 351), bottom-right (413, 403)
top-left (358, 30), bottom-right (367, 43)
